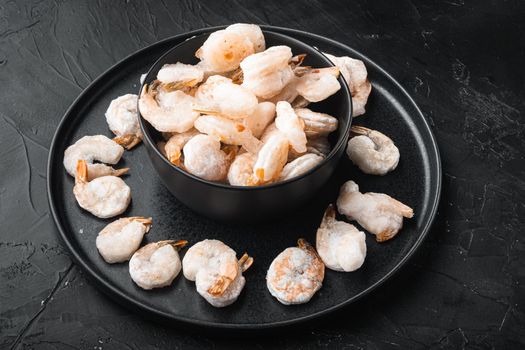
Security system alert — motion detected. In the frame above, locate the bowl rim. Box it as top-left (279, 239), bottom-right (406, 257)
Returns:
top-left (138, 29), bottom-right (353, 191)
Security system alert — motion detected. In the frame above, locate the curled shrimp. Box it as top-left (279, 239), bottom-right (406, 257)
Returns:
top-left (194, 75), bottom-right (258, 119)
top-left (266, 239), bottom-right (325, 305)
top-left (275, 101), bottom-right (307, 153)
top-left (227, 152), bottom-right (257, 186)
top-left (226, 23), bottom-right (265, 52)
top-left (346, 126), bottom-right (399, 175)
top-left (336, 180), bottom-right (414, 242)
top-left (129, 240), bottom-right (187, 290)
top-left (196, 29), bottom-right (254, 73)
top-left (279, 153), bottom-right (324, 181)
top-left (105, 94), bottom-right (143, 150)
top-left (294, 107), bottom-right (338, 138)
top-left (63, 135), bottom-right (127, 180)
top-left (196, 253), bottom-right (253, 307)
top-left (156, 62), bottom-right (204, 88)
top-left (253, 132), bottom-right (289, 183)
top-left (138, 83), bottom-right (199, 133)
top-left (240, 46), bottom-right (294, 99)
top-left (243, 102), bottom-right (276, 139)
top-left (296, 67), bottom-right (341, 102)
top-left (316, 205), bottom-right (366, 272)
top-left (324, 53), bottom-right (371, 117)
top-left (73, 160), bottom-right (130, 218)
top-left (163, 129), bottom-right (200, 165)
top-left (96, 217), bottom-right (152, 263)
top-left (182, 134), bottom-right (233, 181)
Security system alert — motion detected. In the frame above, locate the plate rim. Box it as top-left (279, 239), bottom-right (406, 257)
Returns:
top-left (47, 25), bottom-right (442, 330)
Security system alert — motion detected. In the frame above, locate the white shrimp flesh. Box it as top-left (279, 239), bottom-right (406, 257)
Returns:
top-left (157, 62), bottom-right (204, 88)
top-left (275, 101), bottom-right (307, 153)
top-left (294, 107), bottom-right (338, 138)
top-left (253, 132), bottom-right (289, 183)
top-left (105, 94), bottom-right (143, 150)
top-left (163, 129), bottom-right (200, 166)
top-left (279, 153), bottom-right (324, 181)
top-left (243, 102), bottom-right (276, 139)
top-left (227, 152), bottom-right (257, 186)
top-left (182, 134), bottom-right (232, 181)
top-left (296, 67), bottom-right (341, 102)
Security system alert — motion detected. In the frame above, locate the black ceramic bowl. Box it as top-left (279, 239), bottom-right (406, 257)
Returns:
top-left (138, 30), bottom-right (352, 221)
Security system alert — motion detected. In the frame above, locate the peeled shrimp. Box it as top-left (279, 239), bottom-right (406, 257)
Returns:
top-left (336, 180), bottom-right (414, 242)
top-left (196, 29), bottom-right (254, 73)
top-left (226, 23), bottom-right (265, 52)
top-left (157, 62), bottom-right (204, 88)
top-left (73, 160), bottom-right (130, 218)
top-left (243, 102), bottom-right (276, 138)
top-left (194, 75), bottom-right (258, 119)
top-left (241, 46), bottom-right (294, 99)
top-left (294, 108), bottom-right (338, 138)
top-left (279, 153), bottom-right (324, 181)
top-left (266, 239), bottom-right (325, 305)
top-left (346, 126), bottom-right (399, 175)
top-left (296, 67), bottom-right (341, 102)
top-left (275, 101), bottom-right (307, 153)
top-left (163, 129), bottom-right (200, 165)
top-left (183, 134), bottom-right (232, 181)
top-left (196, 253), bottom-right (253, 307)
top-left (227, 152), bottom-right (257, 186)
top-left (96, 217), bottom-right (152, 263)
top-left (287, 136), bottom-right (332, 161)
top-left (194, 115), bottom-right (261, 154)
top-left (105, 94), bottom-right (143, 150)
top-left (316, 205), bottom-right (366, 272)
top-left (63, 135), bottom-right (126, 180)
top-left (253, 132), bottom-right (289, 183)
top-left (138, 83), bottom-right (199, 133)
top-left (324, 53), bottom-right (371, 117)
top-left (129, 240), bottom-right (187, 290)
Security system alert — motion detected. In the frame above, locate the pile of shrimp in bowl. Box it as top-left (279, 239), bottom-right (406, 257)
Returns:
top-left (62, 23), bottom-right (414, 307)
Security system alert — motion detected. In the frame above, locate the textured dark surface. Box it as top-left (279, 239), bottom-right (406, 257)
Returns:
top-left (1, 0), bottom-right (524, 348)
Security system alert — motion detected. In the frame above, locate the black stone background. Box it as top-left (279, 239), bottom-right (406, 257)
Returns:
top-left (1, 0), bottom-right (524, 348)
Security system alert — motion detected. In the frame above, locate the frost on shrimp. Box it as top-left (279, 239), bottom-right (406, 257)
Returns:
top-left (226, 23), bottom-right (265, 52)
top-left (275, 101), bottom-right (307, 153)
top-left (129, 240), bottom-right (187, 290)
top-left (63, 135), bottom-right (127, 180)
top-left (316, 205), bottom-right (366, 272)
top-left (96, 217), bottom-right (152, 263)
top-left (280, 153), bottom-right (323, 181)
top-left (296, 67), bottom-right (341, 103)
top-left (105, 94), bottom-right (143, 150)
top-left (266, 239), bottom-right (325, 305)
top-left (138, 83), bottom-right (199, 133)
top-left (346, 125), bottom-right (399, 175)
top-left (294, 107), bottom-right (338, 138)
top-left (73, 160), bottom-right (131, 219)
top-left (183, 134), bottom-right (233, 181)
top-left (243, 102), bottom-right (276, 139)
top-left (336, 180), bottom-right (414, 242)
top-left (156, 62), bottom-right (204, 88)
top-left (228, 152), bottom-right (257, 186)
top-left (163, 129), bottom-right (200, 166)
top-left (253, 132), bottom-right (289, 183)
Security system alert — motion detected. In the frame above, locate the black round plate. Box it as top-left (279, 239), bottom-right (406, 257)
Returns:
top-left (47, 26), bottom-right (441, 330)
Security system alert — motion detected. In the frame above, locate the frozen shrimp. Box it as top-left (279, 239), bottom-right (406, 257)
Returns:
top-left (279, 153), bottom-right (324, 181)
top-left (105, 94), bottom-right (143, 150)
top-left (294, 108), bottom-right (338, 138)
top-left (346, 126), bottom-right (399, 175)
top-left (163, 129), bottom-right (200, 165)
top-left (266, 239), bottom-right (325, 305)
top-left (336, 180), bottom-right (414, 242)
top-left (182, 134), bottom-right (232, 181)
top-left (316, 205), bottom-right (366, 272)
top-left (157, 62), bottom-right (204, 88)
top-left (129, 240), bottom-right (187, 290)
top-left (73, 160), bottom-right (130, 218)
top-left (253, 132), bottom-right (289, 183)
top-left (227, 152), bottom-right (257, 186)
top-left (96, 217), bottom-right (152, 263)
top-left (296, 67), bottom-right (341, 102)
top-left (243, 102), bottom-right (276, 138)
top-left (275, 101), bottom-right (307, 153)
top-left (226, 23), bottom-right (265, 52)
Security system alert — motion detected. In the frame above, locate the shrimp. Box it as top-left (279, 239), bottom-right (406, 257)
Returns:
top-left (63, 135), bottom-right (127, 180)
top-left (226, 23), bottom-right (265, 52)
top-left (307, 137), bottom-right (331, 156)
top-left (156, 62), bottom-right (204, 88)
top-left (336, 180), bottom-right (414, 242)
top-left (266, 239), bottom-right (325, 305)
top-left (227, 152), bottom-right (257, 186)
top-left (324, 53), bottom-right (371, 117)
top-left (196, 253), bottom-right (253, 307)
top-left (182, 239), bottom-right (240, 296)
top-left (316, 205), bottom-right (366, 272)
top-left (129, 240), bottom-right (187, 290)
top-left (253, 132), bottom-right (289, 183)
top-left (241, 46), bottom-right (294, 99)
top-left (96, 217), bottom-right (152, 263)
top-left (163, 129), bottom-right (200, 165)
top-left (279, 153), bottom-right (324, 181)
top-left (194, 75), bottom-right (258, 119)
top-left (266, 76), bottom-right (300, 104)
top-left (294, 108), bottom-right (338, 138)
top-left (346, 126), bottom-right (399, 175)
top-left (275, 101), bottom-right (307, 153)
top-left (194, 115), bottom-right (261, 154)
top-left (243, 102), bottom-right (276, 138)
top-left (138, 83), bottom-right (199, 133)
top-left (196, 29), bottom-right (254, 73)
top-left (105, 94), bottom-right (143, 150)
top-left (296, 67), bottom-right (341, 102)
top-left (73, 160), bottom-right (130, 218)
top-left (182, 134), bottom-right (232, 181)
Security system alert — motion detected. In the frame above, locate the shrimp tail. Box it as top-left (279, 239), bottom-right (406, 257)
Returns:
top-left (112, 167), bottom-right (129, 177)
top-left (207, 276), bottom-right (234, 296)
top-left (388, 197), bottom-right (414, 218)
top-left (350, 125), bottom-right (372, 136)
top-left (238, 253), bottom-right (254, 272)
top-left (158, 239), bottom-right (188, 251)
top-left (376, 228), bottom-right (398, 242)
top-left (321, 204), bottom-right (337, 228)
top-left (130, 216), bottom-right (153, 232)
top-left (75, 160), bottom-right (88, 184)
top-left (113, 135), bottom-right (142, 150)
